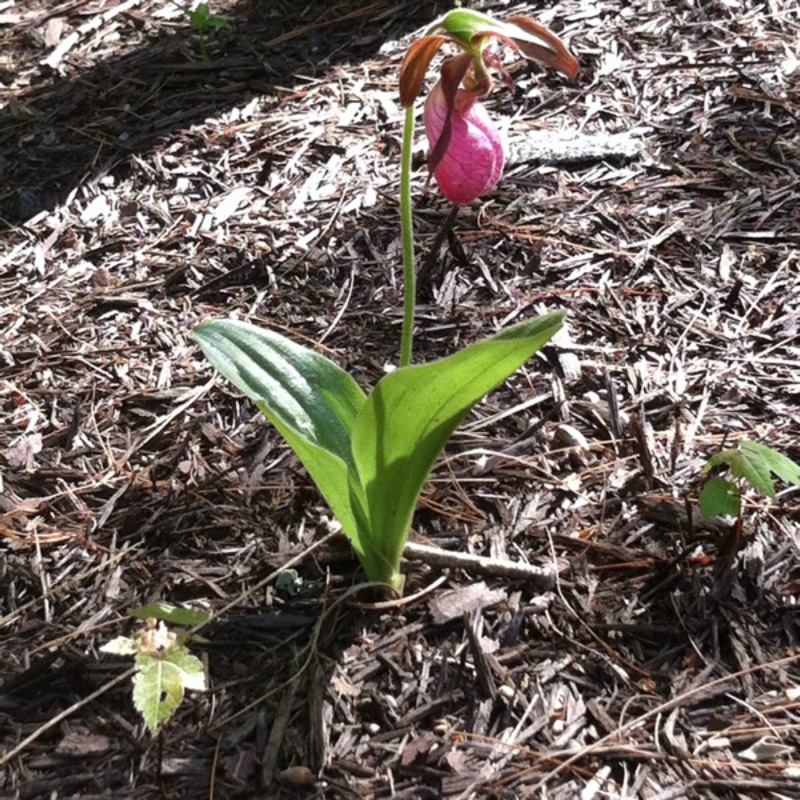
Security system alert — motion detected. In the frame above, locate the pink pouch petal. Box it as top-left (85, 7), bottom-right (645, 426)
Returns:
top-left (424, 82), bottom-right (505, 204)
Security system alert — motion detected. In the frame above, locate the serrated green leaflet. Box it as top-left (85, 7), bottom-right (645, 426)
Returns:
top-left (740, 441), bottom-right (800, 488)
top-left (100, 635), bottom-right (139, 656)
top-left (132, 648), bottom-right (205, 736)
top-left (706, 440), bottom-right (800, 498)
top-left (699, 477), bottom-right (740, 519)
top-left (727, 446), bottom-right (773, 496)
top-left (133, 655), bottom-right (179, 735)
top-left (167, 648), bottom-right (207, 692)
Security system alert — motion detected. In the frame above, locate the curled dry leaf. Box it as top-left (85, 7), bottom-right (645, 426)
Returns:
top-left (428, 581), bottom-right (507, 625)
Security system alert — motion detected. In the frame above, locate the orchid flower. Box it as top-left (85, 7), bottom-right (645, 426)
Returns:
top-left (400, 10), bottom-right (579, 203)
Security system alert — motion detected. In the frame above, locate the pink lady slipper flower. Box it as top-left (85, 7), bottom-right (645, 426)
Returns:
top-left (423, 80), bottom-right (504, 204)
top-left (400, 10), bottom-right (578, 204)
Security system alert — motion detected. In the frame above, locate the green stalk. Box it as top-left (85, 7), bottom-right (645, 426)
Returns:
top-left (399, 105), bottom-right (416, 367)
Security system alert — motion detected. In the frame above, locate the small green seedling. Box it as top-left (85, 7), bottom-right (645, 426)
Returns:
top-left (699, 440), bottom-right (800, 520)
top-left (101, 603), bottom-right (209, 736)
top-left (176, 2), bottom-right (231, 61)
top-left (275, 569), bottom-right (304, 597)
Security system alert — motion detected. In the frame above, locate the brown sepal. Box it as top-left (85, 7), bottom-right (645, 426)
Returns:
top-left (400, 35), bottom-right (447, 107)
top-left (505, 16), bottom-right (579, 79)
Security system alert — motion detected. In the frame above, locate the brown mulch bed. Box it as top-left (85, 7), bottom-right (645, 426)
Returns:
top-left (2, 0), bottom-right (800, 797)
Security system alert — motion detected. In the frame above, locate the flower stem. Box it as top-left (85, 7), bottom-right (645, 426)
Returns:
top-left (399, 105), bottom-right (416, 367)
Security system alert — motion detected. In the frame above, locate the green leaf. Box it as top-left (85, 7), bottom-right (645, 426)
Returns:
top-left (193, 320), bottom-right (365, 464)
top-left (193, 314), bottom-right (564, 590)
top-left (706, 440), bottom-right (800, 498)
top-left (133, 646), bottom-right (205, 735)
top-left (206, 14), bottom-right (231, 31)
top-left (188, 3), bottom-right (210, 31)
top-left (100, 636), bottom-right (139, 656)
top-left (351, 311), bottom-right (564, 587)
top-left (166, 647), bottom-right (207, 692)
top-left (129, 602), bottom-right (210, 627)
top-left (275, 569), bottom-right (303, 597)
top-left (192, 319), bottom-right (368, 554)
top-left (740, 441), bottom-right (800, 488)
top-left (699, 477), bottom-right (740, 519)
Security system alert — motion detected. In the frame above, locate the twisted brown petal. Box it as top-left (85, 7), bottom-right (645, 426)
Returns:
top-left (504, 16), bottom-right (579, 78)
top-left (399, 35), bottom-right (448, 107)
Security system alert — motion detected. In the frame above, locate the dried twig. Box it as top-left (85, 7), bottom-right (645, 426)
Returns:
top-left (528, 653), bottom-right (800, 792)
top-left (403, 541), bottom-right (556, 589)
top-left (0, 669), bottom-right (133, 768)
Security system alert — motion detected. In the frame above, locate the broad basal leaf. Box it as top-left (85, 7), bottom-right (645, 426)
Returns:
top-left (351, 311), bottom-right (565, 586)
top-left (193, 320), bottom-right (368, 554)
top-left (193, 320), bottom-right (365, 461)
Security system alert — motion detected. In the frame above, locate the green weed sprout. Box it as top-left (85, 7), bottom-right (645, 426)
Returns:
top-left (176, 1), bottom-right (230, 61)
top-left (699, 440), bottom-right (800, 520)
top-left (193, 10), bottom-right (578, 594)
top-left (101, 603), bottom-right (209, 736)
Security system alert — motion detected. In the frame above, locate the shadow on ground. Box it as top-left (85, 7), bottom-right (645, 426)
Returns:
top-left (1, 0), bottom-right (453, 227)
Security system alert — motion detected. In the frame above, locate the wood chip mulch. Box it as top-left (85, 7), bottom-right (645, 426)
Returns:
top-left (2, 0), bottom-right (799, 797)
